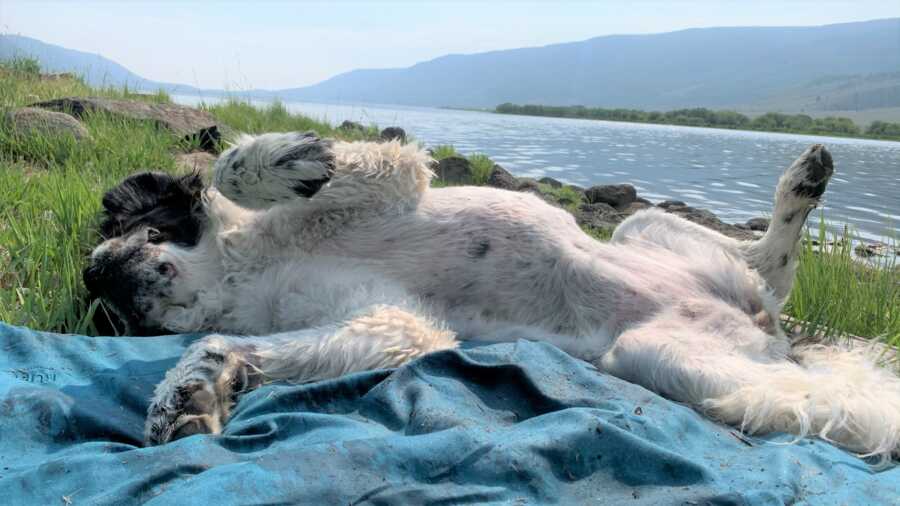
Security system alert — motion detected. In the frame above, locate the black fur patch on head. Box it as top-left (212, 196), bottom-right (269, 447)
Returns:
top-left (100, 171), bottom-right (207, 246)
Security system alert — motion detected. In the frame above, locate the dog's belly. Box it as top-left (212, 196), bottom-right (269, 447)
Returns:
top-left (314, 187), bottom-right (660, 336)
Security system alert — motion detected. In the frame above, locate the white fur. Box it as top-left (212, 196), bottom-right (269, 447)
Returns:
top-left (113, 137), bottom-right (900, 460)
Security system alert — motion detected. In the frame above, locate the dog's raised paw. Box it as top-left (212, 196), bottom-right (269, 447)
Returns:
top-left (212, 131), bottom-right (335, 209)
top-left (789, 144), bottom-right (834, 200)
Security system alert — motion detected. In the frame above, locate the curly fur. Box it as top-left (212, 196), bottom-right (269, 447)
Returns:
top-left (85, 134), bottom-right (900, 461)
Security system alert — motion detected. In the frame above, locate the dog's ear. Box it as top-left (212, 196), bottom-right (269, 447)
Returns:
top-left (99, 171), bottom-right (207, 246)
top-left (178, 171), bottom-right (205, 196)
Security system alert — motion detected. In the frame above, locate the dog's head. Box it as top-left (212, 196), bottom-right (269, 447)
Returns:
top-left (84, 171), bottom-right (207, 335)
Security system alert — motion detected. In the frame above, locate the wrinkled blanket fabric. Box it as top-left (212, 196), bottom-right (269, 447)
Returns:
top-left (0, 322), bottom-right (897, 505)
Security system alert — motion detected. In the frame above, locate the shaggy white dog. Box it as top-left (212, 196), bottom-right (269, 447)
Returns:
top-left (84, 132), bottom-right (900, 461)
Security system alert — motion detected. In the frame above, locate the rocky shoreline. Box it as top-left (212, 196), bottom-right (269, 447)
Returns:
top-left (433, 152), bottom-right (767, 241)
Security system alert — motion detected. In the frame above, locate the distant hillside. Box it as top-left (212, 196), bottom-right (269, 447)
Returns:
top-left (0, 34), bottom-right (208, 95)
top-left (4, 18), bottom-right (900, 116)
top-left (276, 18), bottom-right (900, 111)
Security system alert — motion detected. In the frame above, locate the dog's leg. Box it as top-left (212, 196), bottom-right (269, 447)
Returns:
top-left (742, 144), bottom-right (834, 303)
top-left (611, 207), bottom-right (742, 256)
top-left (602, 303), bottom-right (900, 460)
top-left (213, 131), bottom-right (336, 210)
top-left (145, 305), bottom-right (457, 445)
top-left (213, 132), bottom-right (433, 212)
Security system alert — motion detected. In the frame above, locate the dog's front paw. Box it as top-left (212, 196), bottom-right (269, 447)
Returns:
top-left (145, 335), bottom-right (262, 445)
top-left (213, 131), bottom-right (335, 209)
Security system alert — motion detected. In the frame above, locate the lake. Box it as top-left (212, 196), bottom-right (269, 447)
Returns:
top-left (176, 96), bottom-right (900, 243)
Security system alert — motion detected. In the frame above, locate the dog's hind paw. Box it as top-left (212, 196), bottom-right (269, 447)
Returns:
top-left (145, 335), bottom-right (263, 445)
top-left (212, 131), bottom-right (335, 209)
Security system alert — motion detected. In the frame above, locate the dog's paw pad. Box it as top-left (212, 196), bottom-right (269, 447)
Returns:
top-left (788, 144), bottom-right (834, 200)
top-left (213, 132), bottom-right (335, 209)
top-left (145, 379), bottom-right (223, 445)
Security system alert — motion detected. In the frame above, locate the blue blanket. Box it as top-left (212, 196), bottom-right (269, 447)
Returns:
top-left (0, 322), bottom-right (897, 505)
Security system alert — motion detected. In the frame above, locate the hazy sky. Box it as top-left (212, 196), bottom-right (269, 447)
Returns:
top-left (2, 1), bottom-right (899, 90)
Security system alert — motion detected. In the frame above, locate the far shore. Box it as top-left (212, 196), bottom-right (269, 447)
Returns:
top-left (493, 103), bottom-right (900, 143)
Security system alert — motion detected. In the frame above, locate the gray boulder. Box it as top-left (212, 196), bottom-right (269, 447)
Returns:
top-left (434, 156), bottom-right (474, 184)
top-left (585, 184), bottom-right (637, 209)
top-left (576, 202), bottom-right (619, 230)
top-left (31, 97), bottom-right (220, 151)
top-left (854, 242), bottom-right (898, 258)
top-left (380, 126), bottom-right (406, 143)
top-left (657, 201), bottom-right (756, 240)
top-left (538, 176), bottom-right (563, 188)
top-left (744, 217), bottom-right (770, 232)
top-left (339, 120), bottom-right (364, 131)
top-left (619, 201), bottom-right (653, 215)
top-left (4, 107), bottom-right (90, 141)
top-left (517, 179), bottom-right (542, 194)
top-left (486, 164), bottom-right (519, 190)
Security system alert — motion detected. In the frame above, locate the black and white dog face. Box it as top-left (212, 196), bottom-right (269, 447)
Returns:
top-left (84, 172), bottom-right (207, 335)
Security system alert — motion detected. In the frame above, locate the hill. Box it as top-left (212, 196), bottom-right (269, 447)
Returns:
top-left (3, 18), bottom-right (900, 115)
top-left (276, 18), bottom-right (900, 111)
top-left (0, 34), bottom-right (208, 95)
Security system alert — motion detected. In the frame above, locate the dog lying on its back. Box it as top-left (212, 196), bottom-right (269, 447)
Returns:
top-left (84, 132), bottom-right (900, 460)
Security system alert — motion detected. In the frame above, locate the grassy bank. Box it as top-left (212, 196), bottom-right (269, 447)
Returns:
top-left (496, 103), bottom-right (900, 142)
top-left (0, 60), bottom-right (897, 347)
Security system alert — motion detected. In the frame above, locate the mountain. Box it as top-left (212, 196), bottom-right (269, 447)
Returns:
top-left (275, 18), bottom-right (900, 111)
top-left (0, 34), bottom-right (209, 95)
top-left (4, 18), bottom-right (900, 114)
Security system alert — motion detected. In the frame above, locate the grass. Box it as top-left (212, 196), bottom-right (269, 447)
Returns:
top-left (0, 58), bottom-right (897, 346)
top-left (785, 221), bottom-right (899, 345)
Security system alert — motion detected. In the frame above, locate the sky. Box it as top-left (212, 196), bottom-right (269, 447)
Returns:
top-left (2, 1), bottom-right (899, 90)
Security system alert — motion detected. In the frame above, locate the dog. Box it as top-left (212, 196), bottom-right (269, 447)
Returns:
top-left (84, 132), bottom-right (900, 460)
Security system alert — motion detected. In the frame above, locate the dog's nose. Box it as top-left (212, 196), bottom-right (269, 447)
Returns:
top-left (83, 263), bottom-right (109, 294)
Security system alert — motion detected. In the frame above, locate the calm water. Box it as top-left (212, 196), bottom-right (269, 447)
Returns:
top-left (177, 96), bottom-right (900, 242)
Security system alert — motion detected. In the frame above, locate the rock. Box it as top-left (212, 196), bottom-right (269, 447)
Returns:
top-left (538, 176), bottom-right (563, 188)
top-left (175, 151), bottom-right (217, 174)
top-left (635, 197), bottom-right (653, 206)
top-left (4, 107), bottom-right (90, 141)
top-left (585, 184), bottom-right (637, 209)
top-left (339, 120), bottom-right (364, 131)
top-left (31, 97), bottom-right (220, 151)
top-left (576, 202), bottom-right (619, 231)
top-left (434, 156), bottom-right (474, 184)
top-left (854, 242), bottom-right (897, 258)
top-left (620, 201), bottom-right (652, 215)
top-left (486, 164), bottom-right (519, 190)
top-left (517, 179), bottom-right (541, 194)
top-left (745, 217), bottom-right (770, 232)
top-left (657, 200), bottom-right (686, 209)
top-left (662, 205), bottom-right (756, 241)
top-left (380, 126), bottom-right (406, 143)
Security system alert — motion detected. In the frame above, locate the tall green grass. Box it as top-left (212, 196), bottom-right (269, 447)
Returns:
top-left (784, 220), bottom-right (899, 345)
top-left (200, 98), bottom-right (379, 141)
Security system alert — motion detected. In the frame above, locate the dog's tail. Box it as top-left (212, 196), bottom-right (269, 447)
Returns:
top-left (704, 344), bottom-right (900, 462)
